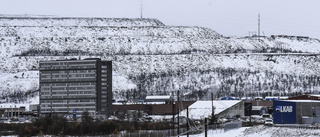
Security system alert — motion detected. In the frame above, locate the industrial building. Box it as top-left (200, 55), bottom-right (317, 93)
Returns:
top-left (273, 100), bottom-right (320, 124)
top-left (244, 101), bottom-right (273, 117)
top-left (39, 58), bottom-right (112, 116)
top-left (0, 107), bottom-right (26, 117)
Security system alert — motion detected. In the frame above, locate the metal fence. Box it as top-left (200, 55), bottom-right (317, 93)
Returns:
top-left (106, 129), bottom-right (188, 137)
top-left (223, 121), bottom-right (242, 132)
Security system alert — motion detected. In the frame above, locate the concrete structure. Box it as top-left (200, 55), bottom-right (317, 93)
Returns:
top-left (29, 104), bottom-right (39, 112)
top-left (39, 58), bottom-right (112, 116)
top-left (0, 107), bottom-right (26, 117)
top-left (273, 100), bottom-right (320, 124)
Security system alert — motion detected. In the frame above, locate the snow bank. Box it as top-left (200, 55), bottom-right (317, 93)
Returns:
top-left (182, 125), bottom-right (320, 137)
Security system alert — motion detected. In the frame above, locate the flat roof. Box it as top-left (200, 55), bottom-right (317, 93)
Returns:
top-left (40, 59), bottom-right (100, 63)
top-left (278, 100), bottom-right (320, 102)
top-left (309, 94), bottom-right (320, 97)
top-left (145, 96), bottom-right (171, 100)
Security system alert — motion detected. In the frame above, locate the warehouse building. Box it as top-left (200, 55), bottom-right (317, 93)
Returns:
top-left (39, 58), bottom-right (112, 116)
top-left (273, 100), bottom-right (320, 124)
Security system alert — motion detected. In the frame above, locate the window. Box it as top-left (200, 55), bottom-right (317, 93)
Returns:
top-left (102, 70), bottom-right (107, 73)
top-left (102, 78), bottom-right (107, 81)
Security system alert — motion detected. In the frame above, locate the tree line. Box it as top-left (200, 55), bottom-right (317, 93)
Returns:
top-left (0, 111), bottom-right (171, 136)
top-left (121, 67), bottom-right (320, 101)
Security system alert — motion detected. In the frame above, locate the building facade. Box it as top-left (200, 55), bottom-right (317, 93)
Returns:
top-left (39, 58), bottom-right (112, 116)
top-left (273, 100), bottom-right (320, 124)
top-left (0, 107), bottom-right (26, 117)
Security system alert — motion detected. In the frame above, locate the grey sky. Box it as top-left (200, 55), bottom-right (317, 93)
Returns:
top-left (1, 0), bottom-right (320, 39)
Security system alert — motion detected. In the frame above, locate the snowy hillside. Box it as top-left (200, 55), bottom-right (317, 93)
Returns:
top-left (1, 16), bottom-right (320, 103)
top-left (0, 16), bottom-right (164, 27)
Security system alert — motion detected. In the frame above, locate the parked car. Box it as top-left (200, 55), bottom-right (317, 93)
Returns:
top-left (264, 118), bottom-right (273, 125)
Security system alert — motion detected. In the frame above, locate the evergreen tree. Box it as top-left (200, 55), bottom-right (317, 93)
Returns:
top-left (208, 106), bottom-right (218, 124)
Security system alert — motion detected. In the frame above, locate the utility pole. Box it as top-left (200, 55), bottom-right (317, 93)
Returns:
top-left (187, 106), bottom-right (189, 137)
top-left (211, 93), bottom-right (214, 116)
top-left (172, 91), bottom-right (175, 136)
top-left (205, 118), bottom-right (208, 137)
top-left (177, 90), bottom-right (180, 136)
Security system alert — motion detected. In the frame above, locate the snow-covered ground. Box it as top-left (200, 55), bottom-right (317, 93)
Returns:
top-left (181, 127), bottom-right (248, 137)
top-left (183, 125), bottom-right (320, 137)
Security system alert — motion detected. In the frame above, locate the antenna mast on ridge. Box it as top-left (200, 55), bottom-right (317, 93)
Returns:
top-left (140, 1), bottom-right (143, 19)
top-left (258, 13), bottom-right (260, 40)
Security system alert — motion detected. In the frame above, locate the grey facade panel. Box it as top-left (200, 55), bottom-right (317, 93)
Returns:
top-left (296, 102), bottom-right (320, 124)
top-left (39, 59), bottom-right (112, 116)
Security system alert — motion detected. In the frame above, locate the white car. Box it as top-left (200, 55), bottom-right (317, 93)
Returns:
top-left (264, 119), bottom-right (273, 125)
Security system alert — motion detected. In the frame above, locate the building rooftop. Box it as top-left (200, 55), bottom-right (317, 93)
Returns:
top-left (145, 95), bottom-right (172, 100)
top-left (278, 100), bottom-right (320, 102)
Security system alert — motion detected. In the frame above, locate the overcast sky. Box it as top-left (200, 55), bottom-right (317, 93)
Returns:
top-left (1, 0), bottom-right (320, 39)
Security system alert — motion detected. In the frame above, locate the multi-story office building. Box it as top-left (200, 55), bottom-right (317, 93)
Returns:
top-left (39, 58), bottom-right (112, 116)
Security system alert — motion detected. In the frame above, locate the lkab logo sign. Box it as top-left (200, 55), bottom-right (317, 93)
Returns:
top-left (276, 106), bottom-right (293, 113)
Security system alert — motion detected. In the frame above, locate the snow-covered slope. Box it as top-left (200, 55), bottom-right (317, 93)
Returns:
top-left (1, 16), bottom-right (320, 103)
top-left (0, 16), bottom-right (165, 27)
